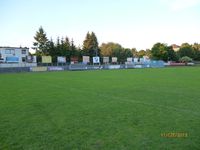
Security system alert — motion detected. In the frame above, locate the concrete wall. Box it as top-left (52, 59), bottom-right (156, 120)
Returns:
top-left (0, 67), bottom-right (30, 73)
top-left (0, 63), bottom-right (37, 68)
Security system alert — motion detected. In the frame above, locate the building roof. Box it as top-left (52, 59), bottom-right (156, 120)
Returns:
top-left (171, 44), bottom-right (180, 49)
top-left (0, 46), bottom-right (29, 49)
top-left (171, 44), bottom-right (180, 52)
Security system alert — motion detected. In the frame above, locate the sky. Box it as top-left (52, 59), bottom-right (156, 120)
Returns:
top-left (0, 0), bottom-right (200, 52)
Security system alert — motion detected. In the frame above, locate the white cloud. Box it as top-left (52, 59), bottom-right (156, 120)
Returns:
top-left (161, 0), bottom-right (200, 11)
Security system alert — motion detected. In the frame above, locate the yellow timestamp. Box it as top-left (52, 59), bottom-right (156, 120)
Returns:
top-left (161, 132), bottom-right (188, 138)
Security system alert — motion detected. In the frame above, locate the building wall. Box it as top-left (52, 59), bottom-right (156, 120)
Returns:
top-left (171, 44), bottom-right (180, 52)
top-left (173, 48), bottom-right (180, 52)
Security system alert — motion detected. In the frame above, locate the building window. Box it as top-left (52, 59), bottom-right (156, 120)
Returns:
top-left (11, 50), bottom-right (15, 54)
top-left (0, 53), bottom-right (3, 63)
top-left (22, 50), bottom-right (26, 54)
top-left (22, 57), bottom-right (26, 62)
top-left (5, 50), bottom-right (11, 54)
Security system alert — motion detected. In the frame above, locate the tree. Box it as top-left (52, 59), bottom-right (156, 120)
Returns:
top-left (100, 42), bottom-right (132, 63)
top-left (70, 39), bottom-right (77, 57)
top-left (100, 42), bottom-right (121, 57)
top-left (82, 32), bottom-right (99, 58)
top-left (131, 48), bottom-right (138, 57)
top-left (55, 37), bottom-right (61, 56)
top-left (60, 37), bottom-right (65, 56)
top-left (63, 37), bottom-right (71, 62)
top-left (33, 26), bottom-right (48, 56)
top-left (151, 43), bottom-right (169, 61)
top-left (122, 48), bottom-right (133, 62)
top-left (167, 46), bottom-right (179, 61)
top-left (179, 56), bottom-right (193, 63)
top-left (91, 32), bottom-right (99, 56)
top-left (82, 32), bottom-right (90, 56)
top-left (100, 42), bottom-right (122, 56)
top-left (46, 36), bottom-right (74, 63)
top-left (137, 50), bottom-right (146, 58)
top-left (111, 46), bottom-right (122, 63)
top-left (145, 49), bottom-right (152, 58)
top-left (192, 43), bottom-right (200, 61)
top-left (47, 38), bottom-right (56, 63)
top-left (178, 43), bottom-right (194, 58)
top-left (113, 48), bottom-right (132, 63)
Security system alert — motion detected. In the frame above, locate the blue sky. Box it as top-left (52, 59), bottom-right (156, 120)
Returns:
top-left (0, 0), bottom-right (200, 51)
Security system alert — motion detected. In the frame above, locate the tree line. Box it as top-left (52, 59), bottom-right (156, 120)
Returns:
top-left (33, 26), bottom-right (200, 63)
top-left (151, 43), bottom-right (200, 62)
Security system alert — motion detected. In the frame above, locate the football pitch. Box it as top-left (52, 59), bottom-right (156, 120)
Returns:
top-left (0, 67), bottom-right (200, 150)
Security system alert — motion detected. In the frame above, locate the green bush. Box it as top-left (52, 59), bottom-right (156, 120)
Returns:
top-left (179, 56), bottom-right (193, 63)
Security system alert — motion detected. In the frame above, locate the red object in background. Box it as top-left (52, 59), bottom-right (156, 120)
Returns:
top-left (169, 62), bottom-right (185, 66)
top-left (71, 57), bottom-right (78, 63)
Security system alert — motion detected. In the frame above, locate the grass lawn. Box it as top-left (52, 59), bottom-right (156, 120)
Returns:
top-left (0, 67), bottom-right (200, 150)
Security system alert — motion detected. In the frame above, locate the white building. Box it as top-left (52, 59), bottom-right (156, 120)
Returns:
top-left (0, 47), bottom-right (30, 63)
top-left (172, 44), bottom-right (180, 52)
top-left (0, 47), bottom-right (37, 68)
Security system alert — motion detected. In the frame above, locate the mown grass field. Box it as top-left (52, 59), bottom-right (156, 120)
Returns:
top-left (0, 67), bottom-right (200, 150)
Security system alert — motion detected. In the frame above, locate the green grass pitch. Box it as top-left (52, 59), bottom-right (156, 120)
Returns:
top-left (0, 67), bottom-right (200, 149)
